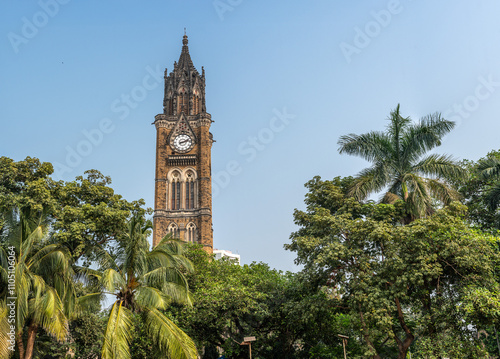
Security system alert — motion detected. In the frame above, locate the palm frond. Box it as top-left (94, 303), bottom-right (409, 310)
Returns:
top-left (403, 173), bottom-right (432, 218)
top-left (484, 183), bottom-right (500, 211)
top-left (161, 282), bottom-right (193, 306)
top-left (27, 244), bottom-right (71, 275)
top-left (91, 245), bottom-right (120, 273)
top-left (386, 104), bottom-right (411, 156)
top-left (101, 301), bottom-right (133, 359)
top-left (141, 266), bottom-right (191, 305)
top-left (31, 287), bottom-right (68, 341)
top-left (338, 132), bottom-right (393, 163)
top-left (413, 154), bottom-right (466, 181)
top-left (74, 266), bottom-right (102, 282)
top-left (348, 163), bottom-right (391, 201)
top-left (143, 307), bottom-right (198, 359)
top-left (101, 268), bottom-right (126, 293)
top-left (15, 266), bottom-right (33, 332)
top-left (426, 178), bottom-right (461, 205)
top-left (478, 157), bottom-right (500, 180)
top-left (19, 225), bottom-right (45, 263)
top-left (402, 112), bottom-right (455, 161)
top-left (0, 247), bottom-right (8, 294)
top-left (134, 286), bottom-right (169, 310)
top-left (0, 301), bottom-right (12, 359)
top-left (75, 292), bottom-right (104, 317)
top-left (148, 239), bottom-right (194, 274)
top-left (473, 157), bottom-right (500, 210)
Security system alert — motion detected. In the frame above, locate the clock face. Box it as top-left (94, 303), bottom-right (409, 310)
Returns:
top-left (173, 134), bottom-right (193, 152)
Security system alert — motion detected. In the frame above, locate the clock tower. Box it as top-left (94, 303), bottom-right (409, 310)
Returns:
top-left (153, 34), bottom-right (214, 252)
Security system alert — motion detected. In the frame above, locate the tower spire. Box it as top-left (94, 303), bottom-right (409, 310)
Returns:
top-left (177, 31), bottom-right (196, 72)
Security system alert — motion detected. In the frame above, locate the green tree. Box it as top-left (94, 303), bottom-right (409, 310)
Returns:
top-left (173, 244), bottom-right (357, 359)
top-left (0, 208), bottom-right (75, 359)
top-left (171, 247), bottom-right (268, 358)
top-left (31, 293), bottom-right (107, 359)
top-left (81, 216), bottom-right (198, 359)
top-left (477, 154), bottom-right (500, 211)
top-left (286, 176), bottom-right (500, 359)
top-left (0, 156), bottom-right (149, 263)
top-left (338, 104), bottom-right (464, 222)
top-left (454, 150), bottom-right (500, 231)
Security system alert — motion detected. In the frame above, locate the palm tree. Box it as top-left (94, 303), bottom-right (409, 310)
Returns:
top-left (338, 104), bottom-right (465, 221)
top-left (80, 215), bottom-right (198, 359)
top-left (0, 208), bottom-right (75, 359)
top-left (477, 157), bottom-right (500, 211)
top-left (0, 301), bottom-right (13, 359)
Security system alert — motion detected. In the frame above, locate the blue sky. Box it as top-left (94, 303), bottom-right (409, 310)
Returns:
top-left (1, 1), bottom-right (500, 271)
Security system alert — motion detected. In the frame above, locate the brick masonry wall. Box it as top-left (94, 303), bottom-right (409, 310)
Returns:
top-left (153, 117), bottom-right (213, 253)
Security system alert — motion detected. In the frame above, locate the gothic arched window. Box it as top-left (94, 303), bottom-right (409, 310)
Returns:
top-left (185, 170), bottom-right (196, 209)
top-left (186, 222), bottom-right (197, 243)
top-left (167, 222), bottom-right (179, 239)
top-left (170, 171), bottom-right (181, 210)
top-left (178, 87), bottom-right (188, 114)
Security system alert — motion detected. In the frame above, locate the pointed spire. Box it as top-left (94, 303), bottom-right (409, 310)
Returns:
top-left (176, 30), bottom-right (196, 73)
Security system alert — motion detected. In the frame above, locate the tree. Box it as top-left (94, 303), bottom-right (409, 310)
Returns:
top-left (477, 154), bottom-right (500, 211)
top-left (286, 176), bottom-right (500, 358)
top-left (31, 285), bottom-right (108, 359)
top-left (454, 150), bottom-right (500, 232)
top-left (170, 246), bottom-right (269, 358)
top-left (338, 104), bottom-right (465, 222)
top-left (172, 244), bottom-right (358, 359)
top-left (0, 208), bottom-right (75, 359)
top-left (81, 216), bottom-right (198, 359)
top-left (0, 156), bottom-right (149, 264)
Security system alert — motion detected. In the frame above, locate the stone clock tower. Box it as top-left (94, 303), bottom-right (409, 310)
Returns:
top-left (153, 34), bottom-right (213, 252)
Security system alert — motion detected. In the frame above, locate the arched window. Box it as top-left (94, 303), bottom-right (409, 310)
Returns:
top-left (170, 171), bottom-right (181, 210)
top-left (186, 222), bottom-right (197, 243)
top-left (167, 222), bottom-right (179, 239)
top-left (167, 168), bottom-right (197, 211)
top-left (185, 170), bottom-right (195, 209)
top-left (178, 87), bottom-right (188, 114)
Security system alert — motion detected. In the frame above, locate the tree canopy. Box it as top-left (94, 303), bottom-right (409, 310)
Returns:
top-left (338, 105), bottom-right (465, 222)
top-left (286, 176), bottom-right (500, 358)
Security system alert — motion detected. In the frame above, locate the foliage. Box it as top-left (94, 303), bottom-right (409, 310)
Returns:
top-left (457, 149), bottom-right (500, 231)
top-left (478, 155), bottom-right (500, 211)
top-left (171, 245), bottom-right (361, 359)
top-left (338, 104), bottom-right (465, 221)
top-left (0, 156), bottom-right (150, 263)
top-left (171, 247), bottom-right (269, 357)
top-left (0, 208), bottom-right (76, 359)
top-left (81, 216), bottom-right (198, 359)
top-left (286, 176), bottom-right (500, 358)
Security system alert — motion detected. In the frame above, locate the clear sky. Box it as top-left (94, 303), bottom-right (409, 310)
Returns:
top-left (1, 1), bottom-right (500, 272)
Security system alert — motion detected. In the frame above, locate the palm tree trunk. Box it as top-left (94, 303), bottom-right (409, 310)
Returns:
top-left (16, 332), bottom-right (25, 359)
top-left (24, 324), bottom-right (38, 359)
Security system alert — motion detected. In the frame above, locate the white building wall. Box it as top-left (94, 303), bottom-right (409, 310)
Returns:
top-left (213, 249), bottom-right (241, 265)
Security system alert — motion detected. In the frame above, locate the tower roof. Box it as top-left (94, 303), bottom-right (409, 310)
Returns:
top-left (175, 33), bottom-right (197, 73)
